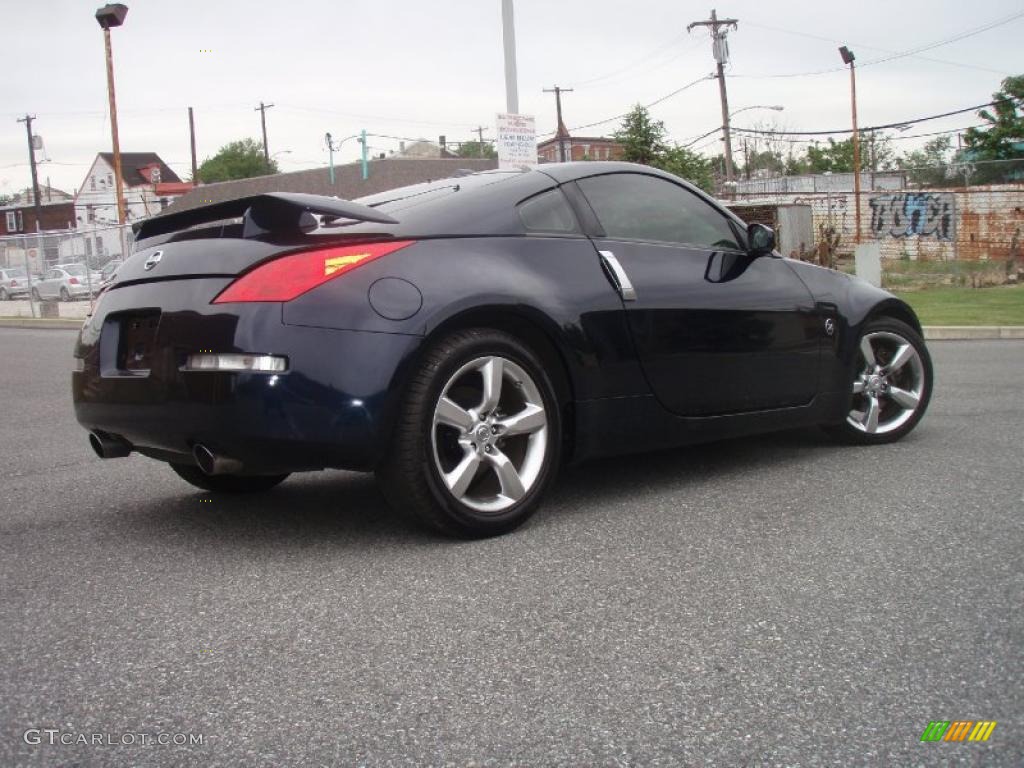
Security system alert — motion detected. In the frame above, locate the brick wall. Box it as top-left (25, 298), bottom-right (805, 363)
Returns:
top-left (735, 185), bottom-right (1024, 261)
top-left (0, 203), bottom-right (75, 236)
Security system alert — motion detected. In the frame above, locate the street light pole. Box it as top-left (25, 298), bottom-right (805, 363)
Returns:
top-left (95, 4), bottom-right (128, 227)
top-left (501, 0), bottom-right (519, 114)
top-left (840, 46), bottom-right (862, 244)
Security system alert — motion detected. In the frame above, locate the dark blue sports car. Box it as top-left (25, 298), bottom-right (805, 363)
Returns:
top-left (74, 162), bottom-right (932, 537)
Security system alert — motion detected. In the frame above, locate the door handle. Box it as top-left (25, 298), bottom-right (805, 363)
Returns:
top-left (598, 250), bottom-right (637, 301)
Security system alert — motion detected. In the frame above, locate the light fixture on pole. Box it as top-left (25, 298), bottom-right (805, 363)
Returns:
top-left (95, 4), bottom-right (128, 227)
top-left (839, 45), bottom-right (862, 244)
top-left (729, 105), bottom-right (784, 119)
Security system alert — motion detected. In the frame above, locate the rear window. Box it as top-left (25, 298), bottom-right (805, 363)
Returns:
top-left (64, 264), bottom-right (87, 276)
top-left (517, 189), bottom-right (578, 233)
top-left (5, 268), bottom-right (26, 279)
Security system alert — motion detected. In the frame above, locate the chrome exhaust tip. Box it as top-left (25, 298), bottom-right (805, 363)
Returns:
top-left (193, 444), bottom-right (243, 476)
top-left (89, 431), bottom-right (132, 459)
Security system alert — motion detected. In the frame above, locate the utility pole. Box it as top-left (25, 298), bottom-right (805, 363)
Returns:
top-left (743, 138), bottom-right (750, 179)
top-left (472, 125), bottom-right (488, 157)
top-left (326, 132), bottom-right (336, 185)
top-left (188, 107), bottom-right (198, 186)
top-left (501, 0), bottom-right (519, 114)
top-left (359, 129), bottom-right (368, 180)
top-left (543, 86), bottom-right (574, 162)
top-left (16, 114), bottom-right (40, 317)
top-left (688, 9), bottom-right (739, 184)
top-left (255, 101), bottom-right (274, 172)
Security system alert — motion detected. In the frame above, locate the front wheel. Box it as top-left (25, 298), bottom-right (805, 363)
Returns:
top-left (31, 288), bottom-right (41, 302)
top-left (377, 329), bottom-right (562, 538)
top-left (59, 287), bottom-right (70, 302)
top-left (0, 288), bottom-right (8, 301)
top-left (169, 462), bottom-right (290, 493)
top-left (825, 317), bottom-right (933, 445)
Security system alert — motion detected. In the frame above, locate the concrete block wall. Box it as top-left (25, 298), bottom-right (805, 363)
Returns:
top-left (737, 184), bottom-right (1024, 261)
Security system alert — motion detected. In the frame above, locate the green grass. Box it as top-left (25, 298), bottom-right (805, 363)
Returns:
top-left (893, 285), bottom-right (1024, 326)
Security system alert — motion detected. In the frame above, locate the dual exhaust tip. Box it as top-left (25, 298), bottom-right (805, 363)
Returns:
top-left (89, 432), bottom-right (241, 476)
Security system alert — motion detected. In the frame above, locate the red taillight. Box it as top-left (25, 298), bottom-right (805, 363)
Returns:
top-left (9, 279), bottom-right (17, 287)
top-left (68, 277), bottom-right (80, 285)
top-left (212, 240), bottom-right (414, 304)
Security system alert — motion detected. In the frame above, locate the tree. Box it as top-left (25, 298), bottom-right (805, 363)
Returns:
top-left (0, 193), bottom-right (11, 206)
top-left (804, 138), bottom-right (856, 173)
top-left (962, 75), bottom-right (1024, 184)
top-left (964, 75), bottom-right (1024, 159)
top-left (613, 105), bottom-right (714, 191)
top-left (196, 138), bottom-right (277, 183)
top-left (657, 146), bottom-right (713, 191)
top-left (455, 141), bottom-right (496, 159)
top-left (898, 135), bottom-right (954, 187)
top-left (614, 105), bottom-right (667, 165)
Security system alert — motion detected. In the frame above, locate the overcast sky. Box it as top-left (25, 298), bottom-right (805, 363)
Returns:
top-left (2, 0), bottom-right (1021, 196)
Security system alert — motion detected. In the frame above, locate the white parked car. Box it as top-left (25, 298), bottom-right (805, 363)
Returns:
top-left (31, 264), bottom-right (102, 302)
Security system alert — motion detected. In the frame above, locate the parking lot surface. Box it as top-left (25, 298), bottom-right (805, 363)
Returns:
top-left (1, 328), bottom-right (1021, 766)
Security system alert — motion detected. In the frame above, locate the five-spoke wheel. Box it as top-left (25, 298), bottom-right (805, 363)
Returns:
top-left (827, 317), bottom-right (932, 444)
top-left (378, 328), bottom-right (561, 538)
top-left (431, 355), bottom-right (548, 513)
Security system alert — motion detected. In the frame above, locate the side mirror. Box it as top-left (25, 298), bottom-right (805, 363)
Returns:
top-left (748, 223), bottom-right (776, 257)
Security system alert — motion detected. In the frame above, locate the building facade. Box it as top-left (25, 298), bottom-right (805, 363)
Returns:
top-left (73, 152), bottom-right (189, 259)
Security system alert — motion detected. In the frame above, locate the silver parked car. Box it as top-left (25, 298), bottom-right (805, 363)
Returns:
top-left (0, 267), bottom-right (32, 300)
top-left (31, 263), bottom-right (103, 302)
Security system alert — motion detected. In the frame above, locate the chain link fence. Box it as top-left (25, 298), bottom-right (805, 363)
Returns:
top-left (0, 225), bottom-right (135, 318)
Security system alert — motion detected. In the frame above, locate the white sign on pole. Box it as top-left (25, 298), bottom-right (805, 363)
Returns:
top-left (496, 113), bottom-right (537, 170)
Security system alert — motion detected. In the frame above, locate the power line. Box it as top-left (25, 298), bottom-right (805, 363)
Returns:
top-left (731, 97), bottom-right (1019, 137)
top-left (743, 20), bottom-right (1012, 76)
top-left (732, 10), bottom-right (1024, 78)
top-left (541, 74), bottom-right (713, 138)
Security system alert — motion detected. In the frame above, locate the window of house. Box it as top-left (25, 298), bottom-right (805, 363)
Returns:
top-left (5, 211), bottom-right (18, 232)
top-left (86, 205), bottom-right (96, 224)
top-left (85, 239), bottom-right (93, 257)
top-left (90, 176), bottom-right (96, 191)
top-left (577, 173), bottom-right (743, 251)
top-left (107, 173), bottom-right (114, 186)
top-left (95, 236), bottom-right (105, 256)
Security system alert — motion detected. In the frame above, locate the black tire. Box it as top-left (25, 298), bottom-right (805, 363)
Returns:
top-left (59, 287), bottom-right (70, 302)
top-left (377, 328), bottom-right (562, 538)
top-left (824, 316), bottom-right (933, 445)
top-left (31, 288), bottom-right (41, 302)
top-left (169, 462), bottom-right (290, 493)
top-left (0, 288), bottom-right (8, 301)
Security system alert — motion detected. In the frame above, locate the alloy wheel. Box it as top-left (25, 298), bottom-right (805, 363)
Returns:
top-left (431, 355), bottom-right (548, 514)
top-left (847, 331), bottom-right (926, 435)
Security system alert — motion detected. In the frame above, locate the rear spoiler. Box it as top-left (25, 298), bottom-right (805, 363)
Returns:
top-left (132, 192), bottom-right (399, 242)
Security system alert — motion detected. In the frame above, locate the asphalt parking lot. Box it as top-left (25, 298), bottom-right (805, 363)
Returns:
top-left (0, 327), bottom-right (1021, 767)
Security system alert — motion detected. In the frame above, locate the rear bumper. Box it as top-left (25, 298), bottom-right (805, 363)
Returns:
top-left (72, 278), bottom-right (422, 472)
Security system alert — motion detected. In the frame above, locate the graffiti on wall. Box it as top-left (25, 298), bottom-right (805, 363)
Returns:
top-left (869, 192), bottom-right (955, 240)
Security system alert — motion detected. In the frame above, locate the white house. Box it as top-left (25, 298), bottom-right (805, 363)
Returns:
top-left (73, 152), bottom-right (191, 259)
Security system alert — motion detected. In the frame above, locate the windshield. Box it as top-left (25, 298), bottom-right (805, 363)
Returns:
top-left (6, 268), bottom-right (26, 279)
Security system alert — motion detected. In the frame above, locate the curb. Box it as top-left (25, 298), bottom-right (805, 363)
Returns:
top-left (0, 317), bottom-right (84, 330)
top-left (923, 326), bottom-right (1024, 340)
top-left (1, 317), bottom-right (1022, 340)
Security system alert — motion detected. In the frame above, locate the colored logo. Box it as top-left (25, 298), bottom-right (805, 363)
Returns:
top-left (921, 721), bottom-right (997, 742)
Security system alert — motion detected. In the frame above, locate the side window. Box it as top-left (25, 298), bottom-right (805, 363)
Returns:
top-left (517, 188), bottom-right (578, 234)
top-left (577, 173), bottom-right (742, 250)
